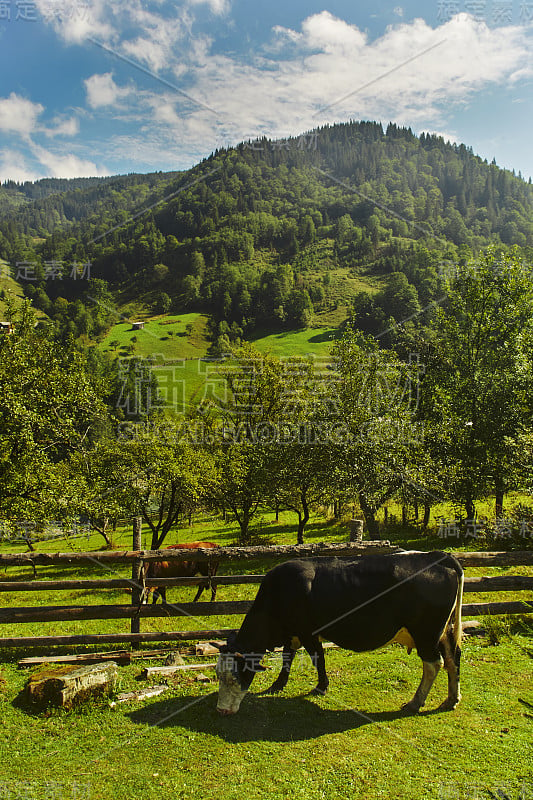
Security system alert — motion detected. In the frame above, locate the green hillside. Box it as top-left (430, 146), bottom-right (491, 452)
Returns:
top-left (1, 120), bottom-right (532, 352)
top-left (0, 260), bottom-right (27, 316)
top-left (251, 326), bottom-right (337, 359)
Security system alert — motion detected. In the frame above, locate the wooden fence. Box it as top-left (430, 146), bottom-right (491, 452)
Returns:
top-left (0, 543), bottom-right (532, 650)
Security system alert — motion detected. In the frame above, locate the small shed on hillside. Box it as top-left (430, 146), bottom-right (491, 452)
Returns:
top-left (0, 321), bottom-right (12, 335)
top-left (131, 321), bottom-right (145, 331)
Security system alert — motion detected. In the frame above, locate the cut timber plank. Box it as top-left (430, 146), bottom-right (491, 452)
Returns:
top-left (0, 629), bottom-right (237, 648)
top-left (140, 663), bottom-right (214, 679)
top-left (18, 651), bottom-right (132, 667)
top-left (18, 648), bottom-right (186, 668)
top-left (110, 685), bottom-right (168, 707)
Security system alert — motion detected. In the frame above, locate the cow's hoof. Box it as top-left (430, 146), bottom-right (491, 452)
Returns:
top-left (310, 687), bottom-right (327, 696)
top-left (400, 700), bottom-right (421, 714)
top-left (437, 698), bottom-right (460, 711)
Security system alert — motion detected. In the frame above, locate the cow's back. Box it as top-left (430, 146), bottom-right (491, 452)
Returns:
top-left (242, 552), bottom-right (461, 653)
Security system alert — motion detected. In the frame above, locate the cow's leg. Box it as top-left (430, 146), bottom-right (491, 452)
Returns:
top-left (402, 657), bottom-right (443, 713)
top-left (192, 583), bottom-right (205, 602)
top-left (152, 587), bottom-right (166, 604)
top-left (438, 631), bottom-right (462, 711)
top-left (265, 644), bottom-right (297, 694)
top-left (300, 636), bottom-right (329, 695)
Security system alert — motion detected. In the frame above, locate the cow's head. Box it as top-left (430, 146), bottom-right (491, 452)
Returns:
top-left (215, 633), bottom-right (266, 716)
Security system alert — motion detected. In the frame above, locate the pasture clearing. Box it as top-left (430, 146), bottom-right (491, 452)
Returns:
top-left (0, 603), bottom-right (531, 799)
top-left (0, 521), bottom-right (531, 800)
top-left (99, 313), bottom-right (210, 361)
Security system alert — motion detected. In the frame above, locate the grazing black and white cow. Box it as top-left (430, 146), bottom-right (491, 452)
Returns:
top-left (216, 550), bottom-right (464, 715)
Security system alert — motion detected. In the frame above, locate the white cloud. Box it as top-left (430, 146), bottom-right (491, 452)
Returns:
top-left (44, 116), bottom-right (80, 137)
top-left (34, 0), bottom-right (114, 44)
top-left (0, 150), bottom-right (41, 183)
top-left (84, 73), bottom-right (129, 109)
top-left (30, 142), bottom-right (109, 178)
top-left (8, 7), bottom-right (533, 178)
top-left (187, 0), bottom-right (231, 14)
top-left (0, 94), bottom-right (44, 138)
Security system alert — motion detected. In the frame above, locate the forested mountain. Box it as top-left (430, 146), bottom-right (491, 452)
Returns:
top-left (1, 121), bottom-right (532, 344)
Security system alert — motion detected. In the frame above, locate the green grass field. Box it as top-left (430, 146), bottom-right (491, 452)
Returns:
top-left (100, 309), bottom-right (344, 415)
top-left (100, 313), bottom-right (210, 361)
top-left (251, 326), bottom-right (338, 359)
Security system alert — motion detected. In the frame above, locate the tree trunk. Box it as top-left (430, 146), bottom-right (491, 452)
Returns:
top-left (465, 497), bottom-right (475, 521)
top-left (275, 502), bottom-right (280, 522)
top-left (297, 493), bottom-right (310, 545)
top-left (423, 504), bottom-right (431, 529)
top-left (402, 506), bottom-right (408, 526)
top-left (238, 506), bottom-right (252, 545)
top-left (495, 476), bottom-right (504, 519)
top-left (413, 502), bottom-right (419, 521)
top-left (359, 493), bottom-right (379, 539)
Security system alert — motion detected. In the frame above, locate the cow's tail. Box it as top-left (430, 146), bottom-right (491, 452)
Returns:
top-left (452, 563), bottom-right (464, 651)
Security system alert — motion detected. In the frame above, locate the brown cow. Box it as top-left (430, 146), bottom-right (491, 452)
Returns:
top-left (142, 542), bottom-right (220, 604)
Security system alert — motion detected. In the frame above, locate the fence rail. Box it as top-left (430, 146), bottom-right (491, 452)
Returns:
top-left (0, 543), bottom-right (532, 651)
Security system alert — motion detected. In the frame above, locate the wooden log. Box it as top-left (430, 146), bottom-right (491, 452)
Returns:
top-left (0, 629), bottom-right (237, 648)
top-left (18, 648), bottom-right (182, 667)
top-left (0, 579), bottom-right (139, 592)
top-left (140, 663), bottom-right (215, 679)
top-left (453, 551), bottom-right (533, 567)
top-left (0, 541), bottom-right (394, 568)
top-left (0, 575), bottom-right (265, 592)
top-left (0, 600), bottom-right (252, 624)
top-left (463, 575), bottom-right (533, 592)
top-left (462, 620), bottom-right (485, 635)
top-left (4, 572), bottom-right (533, 594)
top-left (25, 662), bottom-right (118, 708)
top-left (19, 651), bottom-right (132, 667)
top-left (462, 600), bottom-right (533, 616)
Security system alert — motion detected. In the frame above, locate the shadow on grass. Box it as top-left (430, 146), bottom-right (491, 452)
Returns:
top-left (308, 330), bottom-right (338, 344)
top-left (126, 691), bottom-right (429, 743)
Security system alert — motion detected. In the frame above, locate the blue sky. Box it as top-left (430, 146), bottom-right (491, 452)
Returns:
top-left (0, 0), bottom-right (532, 182)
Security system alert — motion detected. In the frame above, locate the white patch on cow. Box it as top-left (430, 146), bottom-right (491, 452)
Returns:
top-left (215, 654), bottom-right (248, 715)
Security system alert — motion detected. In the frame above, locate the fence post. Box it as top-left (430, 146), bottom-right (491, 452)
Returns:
top-left (131, 517), bottom-right (143, 649)
top-left (348, 518), bottom-right (364, 542)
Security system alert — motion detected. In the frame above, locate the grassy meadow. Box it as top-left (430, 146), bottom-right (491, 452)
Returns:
top-left (0, 511), bottom-right (532, 800)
